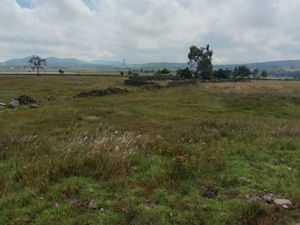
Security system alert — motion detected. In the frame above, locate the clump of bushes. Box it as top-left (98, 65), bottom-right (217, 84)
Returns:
top-left (177, 67), bottom-right (193, 79)
top-left (177, 64), bottom-right (268, 81)
top-left (160, 68), bottom-right (170, 74)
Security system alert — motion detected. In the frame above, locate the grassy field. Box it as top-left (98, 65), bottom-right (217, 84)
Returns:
top-left (0, 76), bottom-right (299, 225)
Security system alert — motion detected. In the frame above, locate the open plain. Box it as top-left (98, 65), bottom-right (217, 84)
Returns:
top-left (0, 76), bottom-right (299, 225)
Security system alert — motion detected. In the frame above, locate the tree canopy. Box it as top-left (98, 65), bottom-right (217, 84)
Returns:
top-left (188, 44), bottom-right (213, 79)
top-left (233, 66), bottom-right (252, 79)
top-left (28, 56), bottom-right (47, 76)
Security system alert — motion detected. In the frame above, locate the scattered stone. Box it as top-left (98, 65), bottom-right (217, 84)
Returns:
top-left (88, 200), bottom-right (98, 209)
top-left (203, 187), bottom-right (218, 198)
top-left (15, 95), bottom-right (37, 105)
top-left (76, 87), bottom-right (128, 98)
top-left (53, 202), bottom-right (60, 208)
top-left (29, 103), bottom-right (39, 108)
top-left (8, 100), bottom-right (19, 109)
top-left (274, 199), bottom-right (293, 209)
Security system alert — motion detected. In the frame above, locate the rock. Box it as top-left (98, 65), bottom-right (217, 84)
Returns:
top-left (88, 200), bottom-right (98, 209)
top-left (203, 188), bottom-right (218, 198)
top-left (0, 102), bottom-right (6, 111)
top-left (29, 104), bottom-right (39, 108)
top-left (8, 100), bottom-right (19, 109)
top-left (15, 95), bottom-right (36, 105)
top-left (262, 194), bottom-right (274, 204)
top-left (274, 199), bottom-right (293, 209)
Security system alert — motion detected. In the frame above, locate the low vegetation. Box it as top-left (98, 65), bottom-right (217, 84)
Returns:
top-left (0, 75), bottom-right (299, 225)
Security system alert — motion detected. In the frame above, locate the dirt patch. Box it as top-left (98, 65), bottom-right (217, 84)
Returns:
top-left (76, 87), bottom-right (128, 98)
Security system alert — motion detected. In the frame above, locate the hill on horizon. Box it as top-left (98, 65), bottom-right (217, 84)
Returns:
top-left (1, 56), bottom-right (300, 74)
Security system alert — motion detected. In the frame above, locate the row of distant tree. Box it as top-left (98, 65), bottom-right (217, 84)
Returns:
top-left (176, 44), bottom-right (268, 80)
top-left (177, 65), bottom-right (268, 80)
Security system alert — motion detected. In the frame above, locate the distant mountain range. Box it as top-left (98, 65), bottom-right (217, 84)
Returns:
top-left (0, 56), bottom-right (93, 67)
top-left (1, 56), bottom-right (300, 72)
top-left (214, 60), bottom-right (300, 70)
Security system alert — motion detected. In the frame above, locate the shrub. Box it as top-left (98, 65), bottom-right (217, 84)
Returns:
top-left (177, 67), bottom-right (193, 79)
top-left (213, 68), bottom-right (232, 79)
top-left (160, 68), bottom-right (170, 74)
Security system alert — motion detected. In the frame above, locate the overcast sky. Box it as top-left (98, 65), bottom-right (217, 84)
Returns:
top-left (0, 0), bottom-right (300, 64)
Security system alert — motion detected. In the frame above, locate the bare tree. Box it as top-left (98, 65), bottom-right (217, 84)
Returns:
top-left (28, 56), bottom-right (47, 76)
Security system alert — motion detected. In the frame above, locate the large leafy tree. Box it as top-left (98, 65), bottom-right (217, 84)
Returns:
top-left (28, 56), bottom-right (47, 76)
top-left (188, 44), bottom-right (213, 79)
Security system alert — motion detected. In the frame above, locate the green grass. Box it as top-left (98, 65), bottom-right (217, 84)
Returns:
top-left (0, 76), bottom-right (299, 225)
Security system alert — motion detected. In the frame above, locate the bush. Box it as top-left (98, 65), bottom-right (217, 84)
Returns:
top-left (177, 67), bottom-right (193, 79)
top-left (160, 68), bottom-right (170, 74)
top-left (213, 68), bottom-right (232, 79)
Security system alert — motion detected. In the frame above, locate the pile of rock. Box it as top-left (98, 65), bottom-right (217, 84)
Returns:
top-left (8, 100), bottom-right (20, 109)
top-left (245, 193), bottom-right (294, 210)
top-left (76, 87), bottom-right (128, 98)
top-left (15, 95), bottom-right (37, 105)
top-left (124, 77), bottom-right (153, 86)
top-left (258, 194), bottom-right (294, 210)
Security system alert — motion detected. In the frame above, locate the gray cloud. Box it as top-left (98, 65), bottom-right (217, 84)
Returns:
top-left (0, 0), bottom-right (299, 64)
